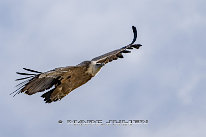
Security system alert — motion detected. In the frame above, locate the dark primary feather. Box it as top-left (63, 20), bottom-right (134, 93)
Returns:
top-left (116, 53), bottom-right (124, 58)
top-left (41, 88), bottom-right (57, 103)
top-left (130, 26), bottom-right (137, 45)
top-left (16, 72), bottom-right (36, 76)
top-left (23, 68), bottom-right (42, 73)
top-left (15, 76), bottom-right (34, 81)
top-left (122, 50), bottom-right (131, 53)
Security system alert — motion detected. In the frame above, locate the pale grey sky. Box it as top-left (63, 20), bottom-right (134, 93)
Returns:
top-left (1, 0), bottom-right (206, 137)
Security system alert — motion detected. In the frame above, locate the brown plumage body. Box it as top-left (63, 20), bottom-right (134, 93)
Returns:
top-left (12, 26), bottom-right (142, 103)
top-left (41, 64), bottom-right (93, 103)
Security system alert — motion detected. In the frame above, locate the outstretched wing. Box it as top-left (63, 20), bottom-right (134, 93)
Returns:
top-left (11, 67), bottom-right (70, 97)
top-left (91, 26), bottom-right (142, 64)
top-left (12, 66), bottom-right (88, 103)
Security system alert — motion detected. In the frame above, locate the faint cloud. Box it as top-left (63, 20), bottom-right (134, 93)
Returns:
top-left (178, 75), bottom-right (199, 105)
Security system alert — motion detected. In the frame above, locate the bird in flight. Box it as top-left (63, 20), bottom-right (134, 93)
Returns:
top-left (11, 26), bottom-right (142, 103)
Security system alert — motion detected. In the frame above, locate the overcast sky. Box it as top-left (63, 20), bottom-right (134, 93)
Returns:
top-left (1, 0), bottom-right (206, 137)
